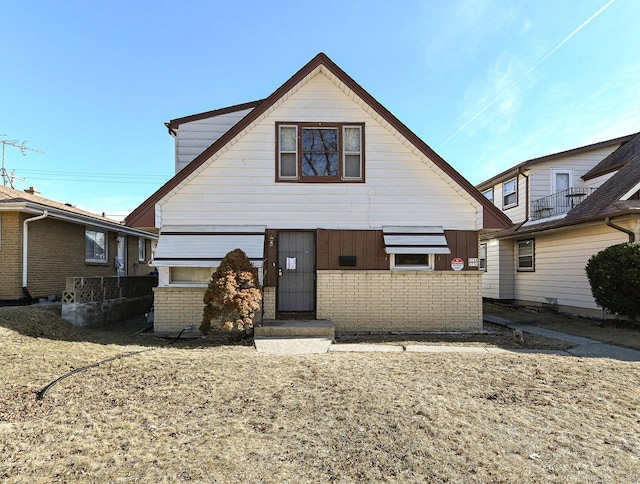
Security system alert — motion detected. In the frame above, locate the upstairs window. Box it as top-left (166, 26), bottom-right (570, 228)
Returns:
top-left (503, 178), bottom-right (518, 208)
top-left (482, 188), bottom-right (494, 204)
top-left (277, 122), bottom-right (364, 182)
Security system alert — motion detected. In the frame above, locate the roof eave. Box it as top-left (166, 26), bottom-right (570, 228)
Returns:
top-left (1, 201), bottom-right (157, 239)
top-left (126, 52), bottom-right (511, 230)
top-left (477, 132), bottom-right (638, 189)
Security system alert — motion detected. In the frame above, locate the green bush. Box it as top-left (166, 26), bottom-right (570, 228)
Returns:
top-left (585, 242), bottom-right (640, 320)
top-left (200, 249), bottom-right (262, 333)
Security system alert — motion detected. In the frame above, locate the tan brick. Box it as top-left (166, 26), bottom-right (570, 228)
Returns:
top-left (317, 270), bottom-right (482, 332)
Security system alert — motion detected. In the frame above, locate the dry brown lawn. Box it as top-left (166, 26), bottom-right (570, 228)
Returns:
top-left (1, 305), bottom-right (639, 482)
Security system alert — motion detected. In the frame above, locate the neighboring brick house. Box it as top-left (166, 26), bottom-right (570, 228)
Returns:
top-left (126, 53), bottom-right (511, 333)
top-left (0, 186), bottom-right (158, 303)
top-left (476, 131), bottom-right (640, 317)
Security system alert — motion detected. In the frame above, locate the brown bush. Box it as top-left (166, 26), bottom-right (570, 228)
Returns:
top-left (200, 249), bottom-right (262, 333)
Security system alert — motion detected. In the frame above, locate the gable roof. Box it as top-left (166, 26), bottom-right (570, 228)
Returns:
top-left (165, 99), bottom-right (265, 135)
top-left (0, 186), bottom-right (157, 239)
top-left (483, 132), bottom-right (640, 239)
top-left (477, 132), bottom-right (636, 191)
top-left (125, 53), bottom-right (511, 230)
top-left (582, 131), bottom-right (640, 180)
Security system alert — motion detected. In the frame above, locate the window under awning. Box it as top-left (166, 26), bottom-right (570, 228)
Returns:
top-left (152, 225), bottom-right (266, 267)
top-left (382, 226), bottom-right (451, 254)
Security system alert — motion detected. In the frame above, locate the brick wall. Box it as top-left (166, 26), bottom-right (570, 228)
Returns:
top-left (153, 286), bottom-right (206, 333)
top-left (0, 213), bottom-right (23, 299)
top-left (316, 270), bottom-right (482, 332)
top-left (27, 217), bottom-right (118, 299)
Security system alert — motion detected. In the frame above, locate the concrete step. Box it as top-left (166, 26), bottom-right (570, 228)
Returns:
top-left (255, 319), bottom-right (334, 339)
top-left (254, 337), bottom-right (332, 354)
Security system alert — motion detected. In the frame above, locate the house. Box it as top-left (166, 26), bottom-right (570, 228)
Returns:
top-left (125, 52), bottom-right (511, 334)
top-left (476, 131), bottom-right (640, 317)
top-left (0, 185), bottom-right (158, 304)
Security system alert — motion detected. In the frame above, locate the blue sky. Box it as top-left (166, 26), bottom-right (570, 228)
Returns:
top-left (2, 0), bottom-right (638, 219)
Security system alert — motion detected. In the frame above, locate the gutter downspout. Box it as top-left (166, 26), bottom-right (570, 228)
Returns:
top-left (605, 216), bottom-right (635, 242)
top-left (518, 167), bottom-right (530, 221)
top-left (23, 210), bottom-right (49, 295)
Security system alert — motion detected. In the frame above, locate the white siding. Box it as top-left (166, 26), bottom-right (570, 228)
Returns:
top-left (527, 145), bottom-right (621, 210)
top-left (485, 175), bottom-right (527, 224)
top-left (159, 71), bottom-right (480, 231)
top-left (506, 175), bottom-right (527, 223)
top-left (174, 108), bottom-right (255, 173)
top-left (583, 170), bottom-right (617, 190)
top-left (482, 238), bottom-right (514, 299)
top-left (512, 224), bottom-right (628, 310)
top-left (484, 144), bottom-right (622, 224)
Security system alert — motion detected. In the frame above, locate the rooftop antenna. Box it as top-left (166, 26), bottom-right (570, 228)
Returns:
top-left (1, 136), bottom-right (45, 188)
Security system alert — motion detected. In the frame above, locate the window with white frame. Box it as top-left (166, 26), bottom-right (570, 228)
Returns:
top-left (516, 239), bottom-right (534, 271)
top-left (390, 253), bottom-right (433, 270)
top-left (277, 122), bottom-right (364, 181)
top-left (479, 243), bottom-right (487, 271)
top-left (85, 229), bottom-right (107, 263)
top-left (138, 239), bottom-right (146, 261)
top-left (503, 178), bottom-right (518, 208)
top-left (482, 188), bottom-right (494, 204)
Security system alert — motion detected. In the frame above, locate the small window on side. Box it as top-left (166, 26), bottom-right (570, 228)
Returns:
top-left (517, 239), bottom-right (534, 272)
top-left (85, 229), bottom-right (107, 263)
top-left (479, 243), bottom-right (487, 271)
top-left (482, 188), bottom-right (494, 204)
top-left (138, 239), bottom-right (146, 261)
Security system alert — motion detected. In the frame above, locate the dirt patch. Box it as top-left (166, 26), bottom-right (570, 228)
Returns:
top-left (484, 301), bottom-right (640, 350)
top-left (336, 322), bottom-right (573, 351)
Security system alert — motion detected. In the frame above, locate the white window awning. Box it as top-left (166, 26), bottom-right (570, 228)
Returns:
top-left (152, 225), bottom-right (266, 267)
top-left (383, 226), bottom-right (451, 254)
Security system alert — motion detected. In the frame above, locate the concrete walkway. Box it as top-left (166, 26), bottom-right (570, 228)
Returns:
top-left (484, 315), bottom-right (640, 362)
top-left (259, 317), bottom-right (640, 359)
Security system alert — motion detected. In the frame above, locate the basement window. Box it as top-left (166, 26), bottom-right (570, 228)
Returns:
top-left (390, 253), bottom-right (433, 271)
top-left (170, 267), bottom-right (213, 284)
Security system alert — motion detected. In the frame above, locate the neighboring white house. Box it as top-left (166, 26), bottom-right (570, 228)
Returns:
top-left (477, 131), bottom-right (640, 317)
top-left (126, 52), bottom-right (511, 334)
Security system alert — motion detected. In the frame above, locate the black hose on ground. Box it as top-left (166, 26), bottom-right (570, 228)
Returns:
top-left (36, 349), bottom-right (155, 401)
top-left (35, 327), bottom-right (192, 401)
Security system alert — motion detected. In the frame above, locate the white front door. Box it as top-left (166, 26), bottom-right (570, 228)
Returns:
top-left (117, 235), bottom-right (127, 276)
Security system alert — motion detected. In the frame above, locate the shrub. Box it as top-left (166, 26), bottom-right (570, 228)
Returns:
top-left (585, 242), bottom-right (640, 320)
top-left (200, 249), bottom-right (262, 333)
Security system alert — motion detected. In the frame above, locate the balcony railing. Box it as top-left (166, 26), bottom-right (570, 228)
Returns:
top-left (530, 187), bottom-right (596, 221)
